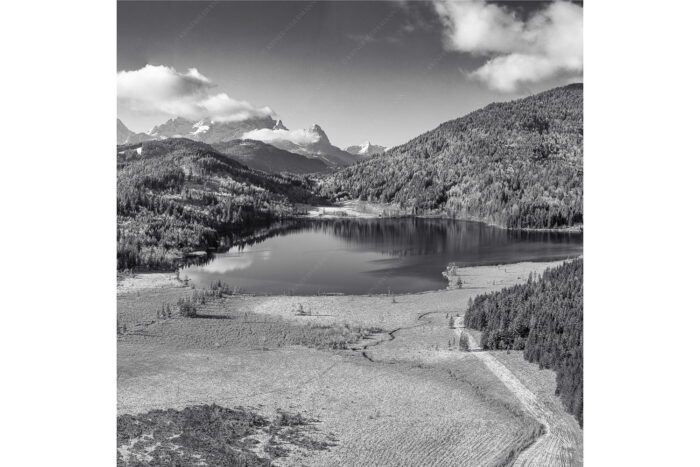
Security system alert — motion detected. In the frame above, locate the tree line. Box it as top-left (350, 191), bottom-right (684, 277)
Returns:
top-left (464, 258), bottom-right (583, 426)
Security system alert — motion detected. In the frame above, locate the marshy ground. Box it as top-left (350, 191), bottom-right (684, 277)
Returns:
top-left (117, 260), bottom-right (583, 466)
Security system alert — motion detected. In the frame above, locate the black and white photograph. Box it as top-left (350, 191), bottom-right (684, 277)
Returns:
top-left (116, 1), bottom-right (583, 465)
top-left (6, 0), bottom-right (700, 465)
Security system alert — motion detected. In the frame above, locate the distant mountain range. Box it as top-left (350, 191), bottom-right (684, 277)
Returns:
top-left (212, 139), bottom-right (331, 174)
top-left (117, 116), bottom-right (361, 169)
top-left (147, 116), bottom-right (278, 144)
top-left (345, 141), bottom-right (386, 156)
top-left (117, 119), bottom-right (151, 145)
top-left (250, 123), bottom-right (359, 167)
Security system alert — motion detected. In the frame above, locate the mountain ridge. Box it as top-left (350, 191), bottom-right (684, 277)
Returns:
top-left (117, 118), bottom-right (151, 145)
top-left (242, 123), bottom-right (359, 167)
top-left (320, 83), bottom-right (583, 230)
top-left (118, 117), bottom-right (360, 168)
top-left (212, 139), bottom-right (331, 174)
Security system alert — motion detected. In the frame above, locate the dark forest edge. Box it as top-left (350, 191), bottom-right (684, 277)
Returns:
top-left (464, 258), bottom-right (583, 426)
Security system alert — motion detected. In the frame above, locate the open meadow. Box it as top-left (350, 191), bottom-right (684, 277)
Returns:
top-left (117, 260), bottom-right (582, 466)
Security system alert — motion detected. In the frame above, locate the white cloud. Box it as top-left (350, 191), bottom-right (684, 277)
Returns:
top-left (433, 0), bottom-right (582, 92)
top-left (199, 93), bottom-right (275, 123)
top-left (242, 128), bottom-right (320, 146)
top-left (117, 65), bottom-right (274, 121)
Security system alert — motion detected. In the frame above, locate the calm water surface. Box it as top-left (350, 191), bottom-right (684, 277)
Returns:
top-left (180, 218), bottom-right (582, 295)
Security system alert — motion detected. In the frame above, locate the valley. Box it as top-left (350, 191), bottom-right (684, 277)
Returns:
top-left (117, 84), bottom-right (582, 272)
top-left (116, 83), bottom-right (584, 465)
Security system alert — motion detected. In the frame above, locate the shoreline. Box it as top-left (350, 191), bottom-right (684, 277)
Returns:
top-left (119, 254), bottom-right (582, 297)
top-left (299, 199), bottom-right (583, 233)
top-left (117, 207), bottom-right (582, 276)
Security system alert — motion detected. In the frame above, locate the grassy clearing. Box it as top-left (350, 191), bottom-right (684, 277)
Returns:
top-left (133, 315), bottom-right (385, 351)
top-left (119, 279), bottom-right (383, 351)
top-left (117, 404), bottom-right (334, 466)
top-left (120, 288), bottom-right (384, 351)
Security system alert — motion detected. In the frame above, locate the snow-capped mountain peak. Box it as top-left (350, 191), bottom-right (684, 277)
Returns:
top-left (345, 140), bottom-right (386, 156)
top-left (310, 124), bottom-right (330, 144)
top-left (117, 114), bottom-right (366, 168)
top-left (147, 116), bottom-right (194, 137)
top-left (192, 119), bottom-right (211, 135)
top-left (143, 115), bottom-right (276, 143)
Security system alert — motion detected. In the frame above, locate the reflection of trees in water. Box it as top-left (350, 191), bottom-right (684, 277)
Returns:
top-left (307, 218), bottom-right (582, 257)
top-left (321, 218), bottom-right (465, 256)
top-left (205, 218), bottom-right (583, 265)
top-left (217, 220), bottom-right (311, 251)
top-left (191, 220), bottom-right (309, 268)
top-left (180, 254), bottom-right (213, 268)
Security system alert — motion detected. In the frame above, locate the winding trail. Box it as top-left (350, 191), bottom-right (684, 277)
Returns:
top-left (455, 317), bottom-right (579, 466)
top-left (353, 311), bottom-right (571, 466)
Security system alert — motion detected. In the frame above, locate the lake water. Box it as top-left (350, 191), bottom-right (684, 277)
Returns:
top-left (180, 218), bottom-right (583, 295)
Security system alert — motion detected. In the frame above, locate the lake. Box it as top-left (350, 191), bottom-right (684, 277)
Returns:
top-left (180, 218), bottom-right (583, 295)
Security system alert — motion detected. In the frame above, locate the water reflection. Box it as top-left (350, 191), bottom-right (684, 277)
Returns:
top-left (181, 218), bottom-right (582, 295)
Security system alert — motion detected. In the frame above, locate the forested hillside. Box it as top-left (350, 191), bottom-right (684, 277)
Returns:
top-left (117, 138), bottom-right (326, 270)
top-left (464, 259), bottom-right (583, 425)
top-left (320, 84), bottom-right (583, 229)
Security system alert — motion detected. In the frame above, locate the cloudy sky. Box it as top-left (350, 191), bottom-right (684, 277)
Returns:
top-left (118, 1), bottom-right (582, 148)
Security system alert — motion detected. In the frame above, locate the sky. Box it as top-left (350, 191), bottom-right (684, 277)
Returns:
top-left (118, 1), bottom-right (583, 148)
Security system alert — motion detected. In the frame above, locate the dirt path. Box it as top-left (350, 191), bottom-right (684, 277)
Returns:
top-left (352, 312), bottom-right (553, 464)
top-left (455, 318), bottom-right (581, 466)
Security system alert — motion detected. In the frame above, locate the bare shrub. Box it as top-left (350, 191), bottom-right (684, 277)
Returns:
top-left (177, 296), bottom-right (197, 317)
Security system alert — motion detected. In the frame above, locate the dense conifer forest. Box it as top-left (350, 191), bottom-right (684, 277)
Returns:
top-left (319, 84), bottom-right (583, 229)
top-left (464, 259), bottom-right (583, 426)
top-left (117, 138), bottom-right (326, 270)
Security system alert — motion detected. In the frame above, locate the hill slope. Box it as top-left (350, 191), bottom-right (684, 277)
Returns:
top-left (319, 84), bottom-right (583, 229)
top-left (212, 139), bottom-right (331, 174)
top-left (117, 138), bottom-right (325, 270)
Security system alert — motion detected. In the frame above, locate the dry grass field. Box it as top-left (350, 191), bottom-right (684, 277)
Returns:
top-left (117, 260), bottom-right (582, 466)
